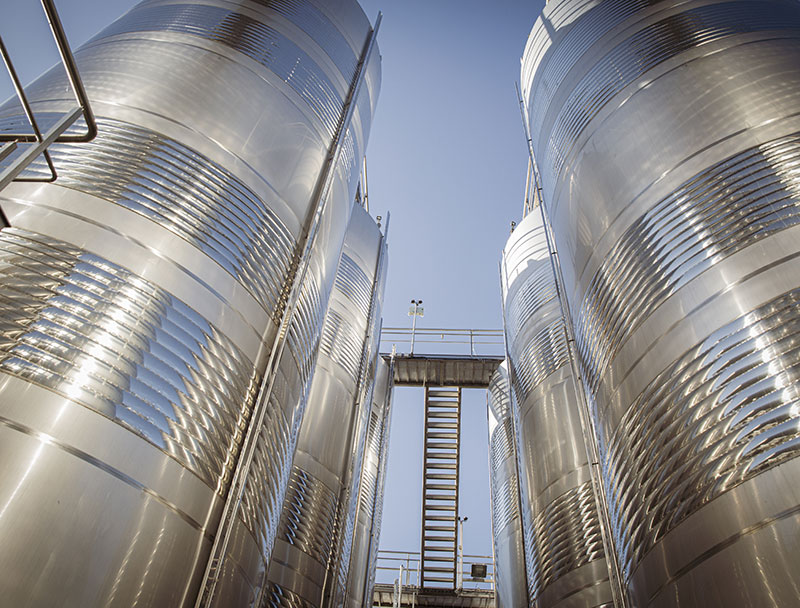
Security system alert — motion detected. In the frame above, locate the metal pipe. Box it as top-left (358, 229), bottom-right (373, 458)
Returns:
top-left (0, 0), bottom-right (97, 144)
top-left (39, 0), bottom-right (96, 142)
top-left (0, 35), bottom-right (57, 183)
top-left (0, 108), bottom-right (80, 192)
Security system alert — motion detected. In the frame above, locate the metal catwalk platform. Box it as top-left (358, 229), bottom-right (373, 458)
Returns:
top-left (391, 354), bottom-right (504, 388)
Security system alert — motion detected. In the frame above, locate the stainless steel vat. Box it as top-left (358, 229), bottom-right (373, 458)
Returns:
top-left (523, 0), bottom-right (800, 605)
top-left (343, 355), bottom-right (394, 608)
top-left (0, 1), bottom-right (380, 606)
top-left (486, 362), bottom-right (528, 608)
top-left (264, 204), bottom-right (386, 608)
top-left (501, 212), bottom-right (612, 607)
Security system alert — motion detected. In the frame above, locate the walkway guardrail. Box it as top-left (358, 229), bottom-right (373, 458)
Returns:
top-left (381, 327), bottom-right (504, 358)
top-left (374, 549), bottom-right (494, 592)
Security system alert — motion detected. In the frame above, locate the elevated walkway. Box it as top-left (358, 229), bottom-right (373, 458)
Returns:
top-left (382, 327), bottom-right (504, 388)
top-left (390, 354), bottom-right (503, 388)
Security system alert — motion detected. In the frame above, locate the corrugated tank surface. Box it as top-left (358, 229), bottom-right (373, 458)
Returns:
top-left (343, 355), bottom-right (394, 608)
top-left (523, 0), bottom-right (800, 605)
top-left (0, 1), bottom-right (380, 606)
top-left (486, 362), bottom-right (528, 608)
top-left (264, 205), bottom-right (386, 608)
top-left (501, 211), bottom-right (612, 608)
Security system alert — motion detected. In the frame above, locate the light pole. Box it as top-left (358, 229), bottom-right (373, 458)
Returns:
top-left (408, 299), bottom-right (424, 354)
top-left (457, 515), bottom-right (468, 589)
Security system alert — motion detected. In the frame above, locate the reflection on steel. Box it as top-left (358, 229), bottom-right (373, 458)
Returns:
top-left (523, 0), bottom-right (800, 605)
top-left (326, 211), bottom-right (389, 608)
top-left (199, 10), bottom-right (381, 605)
top-left (264, 205), bottom-right (386, 607)
top-left (0, 1), bottom-right (380, 607)
top-left (344, 356), bottom-right (395, 608)
top-left (0, 0), bottom-right (96, 210)
top-left (486, 363), bottom-right (527, 608)
top-left (501, 211), bottom-right (612, 607)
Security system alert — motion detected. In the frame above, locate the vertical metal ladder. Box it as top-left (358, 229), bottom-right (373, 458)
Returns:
top-left (419, 386), bottom-right (462, 589)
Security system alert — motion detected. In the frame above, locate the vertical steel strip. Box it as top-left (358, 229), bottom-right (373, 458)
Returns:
top-left (497, 263), bottom-right (532, 598)
top-left (195, 14), bottom-right (382, 607)
top-left (515, 83), bottom-right (629, 608)
top-left (320, 223), bottom-right (388, 607)
top-left (361, 353), bottom-right (395, 604)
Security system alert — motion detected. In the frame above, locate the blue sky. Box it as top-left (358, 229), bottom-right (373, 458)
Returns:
top-left (355, 0), bottom-right (543, 578)
top-left (1, 0), bottom-right (545, 583)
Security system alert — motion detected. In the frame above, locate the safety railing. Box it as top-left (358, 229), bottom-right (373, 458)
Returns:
top-left (374, 549), bottom-right (494, 592)
top-left (381, 327), bottom-right (504, 358)
top-left (0, 0), bottom-right (96, 223)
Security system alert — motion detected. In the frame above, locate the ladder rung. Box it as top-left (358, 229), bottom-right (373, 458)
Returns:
top-left (425, 493), bottom-right (456, 501)
top-left (425, 483), bottom-right (457, 490)
top-left (424, 566), bottom-right (456, 573)
top-left (430, 411), bottom-right (459, 418)
top-left (426, 473), bottom-right (456, 480)
top-left (424, 514), bottom-right (456, 521)
top-left (427, 421), bottom-right (458, 429)
top-left (426, 442), bottom-right (458, 449)
top-left (425, 453), bottom-right (457, 461)
top-left (425, 525), bottom-right (456, 532)
top-left (422, 577), bottom-right (455, 584)
top-left (426, 462), bottom-right (457, 470)
top-left (423, 551), bottom-right (455, 558)
top-left (427, 389), bottom-right (458, 396)
top-left (423, 552), bottom-right (456, 559)
top-left (422, 551), bottom-right (454, 557)
top-left (426, 432), bottom-right (458, 440)
top-left (425, 504), bottom-right (456, 511)
top-left (424, 536), bottom-right (455, 543)
top-left (423, 493), bottom-right (457, 502)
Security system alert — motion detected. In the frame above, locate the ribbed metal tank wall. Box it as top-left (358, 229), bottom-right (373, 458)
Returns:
top-left (343, 355), bottom-right (394, 608)
top-left (328, 217), bottom-right (387, 608)
top-left (522, 0), bottom-right (800, 605)
top-left (501, 211), bottom-right (612, 607)
top-left (264, 204), bottom-right (385, 608)
top-left (0, 1), bottom-right (380, 606)
top-left (486, 362), bottom-right (528, 608)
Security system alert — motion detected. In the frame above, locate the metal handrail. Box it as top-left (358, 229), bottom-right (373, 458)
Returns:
top-left (0, 0), bottom-right (96, 217)
top-left (374, 549), bottom-right (495, 591)
top-left (380, 327), bottom-right (504, 357)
